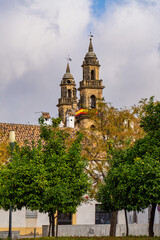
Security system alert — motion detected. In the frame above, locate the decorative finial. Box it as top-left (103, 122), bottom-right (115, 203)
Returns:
top-left (88, 32), bottom-right (94, 38)
top-left (65, 55), bottom-right (72, 73)
top-left (88, 32), bottom-right (94, 52)
top-left (65, 55), bottom-right (72, 63)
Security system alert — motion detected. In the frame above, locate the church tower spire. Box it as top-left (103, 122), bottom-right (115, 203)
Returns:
top-left (66, 62), bottom-right (70, 73)
top-left (57, 62), bottom-right (77, 124)
top-left (78, 37), bottom-right (104, 109)
top-left (76, 37), bottom-right (105, 128)
top-left (88, 38), bottom-right (93, 52)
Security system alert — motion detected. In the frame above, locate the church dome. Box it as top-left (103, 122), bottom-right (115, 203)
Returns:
top-left (85, 51), bottom-right (97, 59)
top-left (63, 72), bottom-right (73, 79)
top-left (85, 38), bottom-right (97, 59)
top-left (82, 38), bottom-right (100, 66)
top-left (63, 63), bottom-right (73, 79)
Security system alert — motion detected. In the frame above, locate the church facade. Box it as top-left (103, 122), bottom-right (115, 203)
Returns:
top-left (57, 37), bottom-right (104, 129)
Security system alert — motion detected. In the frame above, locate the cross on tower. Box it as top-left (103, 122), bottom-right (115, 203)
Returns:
top-left (65, 55), bottom-right (72, 63)
top-left (88, 32), bottom-right (94, 38)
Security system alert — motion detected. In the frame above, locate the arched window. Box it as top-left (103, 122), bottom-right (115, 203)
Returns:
top-left (90, 95), bottom-right (96, 108)
top-left (68, 89), bottom-right (71, 98)
top-left (90, 125), bottom-right (95, 131)
top-left (91, 70), bottom-right (95, 80)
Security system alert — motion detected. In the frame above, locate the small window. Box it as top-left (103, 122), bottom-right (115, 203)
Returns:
top-left (95, 204), bottom-right (112, 224)
top-left (67, 80), bottom-right (71, 84)
top-left (58, 212), bottom-right (72, 225)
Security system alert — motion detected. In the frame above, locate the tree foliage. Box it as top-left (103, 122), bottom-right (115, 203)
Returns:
top-left (97, 97), bottom-right (160, 237)
top-left (0, 142), bottom-right (46, 210)
top-left (78, 99), bottom-right (143, 236)
top-left (0, 118), bottom-right (89, 236)
top-left (79, 99), bottom-right (143, 236)
top-left (82, 99), bottom-right (144, 194)
top-left (88, 99), bottom-right (143, 147)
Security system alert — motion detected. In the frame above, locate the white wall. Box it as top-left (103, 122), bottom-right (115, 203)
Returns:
top-left (37, 212), bottom-right (49, 227)
top-left (137, 208), bottom-right (160, 224)
top-left (0, 204), bottom-right (160, 228)
top-left (43, 224), bottom-right (160, 237)
top-left (76, 200), bottom-right (96, 224)
top-left (0, 208), bottom-right (49, 228)
top-left (117, 210), bottom-right (126, 224)
top-left (0, 208), bottom-right (26, 228)
top-left (66, 116), bottom-right (74, 128)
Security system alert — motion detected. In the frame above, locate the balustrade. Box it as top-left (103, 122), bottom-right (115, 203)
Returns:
top-left (58, 98), bottom-right (72, 105)
top-left (79, 80), bottom-right (103, 88)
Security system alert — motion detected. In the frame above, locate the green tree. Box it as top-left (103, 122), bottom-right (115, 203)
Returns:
top-left (39, 117), bottom-right (89, 236)
top-left (82, 99), bottom-right (143, 196)
top-left (96, 149), bottom-right (131, 236)
top-left (97, 97), bottom-right (160, 237)
top-left (82, 99), bottom-right (143, 236)
top-left (0, 141), bottom-right (47, 210)
top-left (132, 97), bottom-right (160, 236)
top-left (97, 150), bottom-right (160, 236)
top-left (0, 118), bottom-right (89, 237)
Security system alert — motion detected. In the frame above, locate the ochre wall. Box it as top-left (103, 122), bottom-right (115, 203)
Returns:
top-left (0, 227), bottom-right (42, 236)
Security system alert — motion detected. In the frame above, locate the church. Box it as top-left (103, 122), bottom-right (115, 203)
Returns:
top-left (0, 38), bottom-right (160, 238)
top-left (57, 37), bottom-right (104, 129)
top-left (0, 38), bottom-right (110, 237)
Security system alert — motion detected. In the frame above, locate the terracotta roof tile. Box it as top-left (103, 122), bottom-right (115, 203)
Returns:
top-left (0, 123), bottom-right (40, 147)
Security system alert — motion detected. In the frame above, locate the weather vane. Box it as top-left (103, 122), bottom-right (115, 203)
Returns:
top-left (35, 111), bottom-right (42, 114)
top-left (65, 55), bottom-right (72, 63)
top-left (88, 32), bottom-right (94, 38)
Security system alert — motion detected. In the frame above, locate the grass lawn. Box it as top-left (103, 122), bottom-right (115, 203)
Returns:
top-left (19, 237), bottom-right (160, 240)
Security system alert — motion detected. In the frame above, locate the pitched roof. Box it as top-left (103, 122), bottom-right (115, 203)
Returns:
top-left (0, 123), bottom-right (40, 146)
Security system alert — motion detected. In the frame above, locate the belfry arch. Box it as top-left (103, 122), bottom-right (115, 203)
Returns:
top-left (90, 95), bottom-right (96, 109)
top-left (91, 70), bottom-right (95, 80)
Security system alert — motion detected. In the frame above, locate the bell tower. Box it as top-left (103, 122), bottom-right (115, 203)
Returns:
top-left (76, 37), bottom-right (105, 128)
top-left (57, 63), bottom-right (77, 124)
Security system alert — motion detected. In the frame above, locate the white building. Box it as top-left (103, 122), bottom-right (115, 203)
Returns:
top-left (0, 201), bottom-right (160, 236)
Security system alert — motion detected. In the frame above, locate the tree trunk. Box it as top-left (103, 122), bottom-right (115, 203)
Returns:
top-left (124, 209), bottom-right (129, 236)
top-left (110, 211), bottom-right (118, 236)
top-left (48, 213), bottom-right (51, 237)
top-left (56, 209), bottom-right (59, 238)
top-left (148, 203), bottom-right (156, 237)
top-left (51, 209), bottom-right (55, 237)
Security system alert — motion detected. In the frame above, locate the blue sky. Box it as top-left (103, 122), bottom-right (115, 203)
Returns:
top-left (92, 0), bottom-right (107, 17)
top-left (92, 0), bottom-right (126, 17)
top-left (0, 0), bottom-right (160, 124)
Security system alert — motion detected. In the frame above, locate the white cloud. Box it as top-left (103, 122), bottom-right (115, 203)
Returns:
top-left (93, 0), bottom-right (160, 107)
top-left (1, 0), bottom-right (160, 124)
top-left (0, 0), bottom-right (91, 91)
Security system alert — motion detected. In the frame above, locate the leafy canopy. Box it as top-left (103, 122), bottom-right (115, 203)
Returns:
top-left (97, 97), bottom-right (160, 213)
top-left (0, 118), bottom-right (89, 216)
